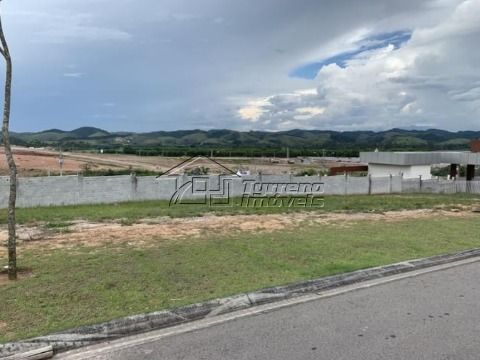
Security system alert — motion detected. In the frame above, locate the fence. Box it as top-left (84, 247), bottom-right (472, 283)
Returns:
top-left (0, 174), bottom-right (478, 208)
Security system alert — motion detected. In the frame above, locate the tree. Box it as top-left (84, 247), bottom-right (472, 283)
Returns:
top-left (0, 2), bottom-right (17, 280)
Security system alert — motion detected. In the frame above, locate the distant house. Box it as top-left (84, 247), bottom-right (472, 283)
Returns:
top-left (361, 145), bottom-right (480, 180)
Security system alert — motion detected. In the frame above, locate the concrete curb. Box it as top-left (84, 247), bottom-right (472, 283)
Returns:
top-left (2, 248), bottom-right (480, 358)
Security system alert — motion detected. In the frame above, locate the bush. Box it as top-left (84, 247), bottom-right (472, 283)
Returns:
top-left (295, 168), bottom-right (319, 176)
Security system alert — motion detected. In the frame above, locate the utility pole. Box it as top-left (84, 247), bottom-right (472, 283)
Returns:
top-left (59, 152), bottom-right (64, 176)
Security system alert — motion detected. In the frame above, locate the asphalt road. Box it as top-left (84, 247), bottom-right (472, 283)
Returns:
top-left (61, 261), bottom-right (480, 360)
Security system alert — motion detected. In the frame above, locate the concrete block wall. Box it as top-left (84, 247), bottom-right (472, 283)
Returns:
top-left (16, 176), bottom-right (81, 207)
top-left (345, 176), bottom-right (369, 195)
top-left (371, 177), bottom-right (390, 194)
top-left (135, 177), bottom-right (177, 201)
top-left (401, 178), bottom-right (422, 193)
top-left (0, 174), bottom-right (478, 209)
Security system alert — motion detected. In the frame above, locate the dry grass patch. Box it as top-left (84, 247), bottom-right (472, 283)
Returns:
top-left (0, 208), bottom-right (476, 256)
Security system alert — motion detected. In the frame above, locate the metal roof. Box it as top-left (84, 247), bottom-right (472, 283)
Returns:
top-left (360, 151), bottom-right (480, 166)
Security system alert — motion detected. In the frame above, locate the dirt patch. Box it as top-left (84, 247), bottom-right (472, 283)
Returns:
top-left (0, 148), bottom-right (126, 177)
top-left (5, 215), bottom-right (298, 252)
top-left (0, 208), bottom-right (476, 255)
top-left (0, 275), bottom-right (12, 287)
top-left (0, 269), bottom-right (33, 287)
top-left (0, 147), bottom-right (352, 177)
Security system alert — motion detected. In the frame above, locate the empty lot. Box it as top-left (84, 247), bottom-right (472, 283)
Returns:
top-left (1, 194), bottom-right (480, 343)
top-left (0, 147), bottom-right (357, 176)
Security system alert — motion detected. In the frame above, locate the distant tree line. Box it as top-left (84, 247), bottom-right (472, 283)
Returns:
top-left (114, 146), bottom-right (361, 158)
top-left (14, 140), bottom-right (476, 158)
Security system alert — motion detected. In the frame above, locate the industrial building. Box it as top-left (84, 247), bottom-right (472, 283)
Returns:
top-left (360, 140), bottom-right (480, 180)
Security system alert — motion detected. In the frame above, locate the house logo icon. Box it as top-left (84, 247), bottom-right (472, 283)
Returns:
top-left (158, 156), bottom-right (239, 207)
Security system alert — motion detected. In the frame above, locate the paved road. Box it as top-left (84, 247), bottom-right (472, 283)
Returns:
top-left (61, 261), bottom-right (480, 360)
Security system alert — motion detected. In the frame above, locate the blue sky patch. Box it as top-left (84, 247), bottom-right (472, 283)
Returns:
top-left (290, 30), bottom-right (412, 80)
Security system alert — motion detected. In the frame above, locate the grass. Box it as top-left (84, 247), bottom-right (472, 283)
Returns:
top-left (0, 193), bottom-right (478, 225)
top-left (1, 209), bottom-right (480, 342)
top-left (44, 222), bottom-right (73, 229)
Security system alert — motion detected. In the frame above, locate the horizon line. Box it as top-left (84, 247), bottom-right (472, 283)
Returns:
top-left (9, 126), bottom-right (480, 135)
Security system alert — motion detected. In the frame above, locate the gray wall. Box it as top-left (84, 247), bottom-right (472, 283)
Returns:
top-left (0, 174), bottom-right (478, 209)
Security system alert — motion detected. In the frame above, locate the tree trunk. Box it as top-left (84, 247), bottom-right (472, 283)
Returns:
top-left (0, 14), bottom-right (17, 281)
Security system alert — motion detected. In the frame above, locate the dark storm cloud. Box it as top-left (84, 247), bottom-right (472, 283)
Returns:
top-left (1, 0), bottom-right (475, 132)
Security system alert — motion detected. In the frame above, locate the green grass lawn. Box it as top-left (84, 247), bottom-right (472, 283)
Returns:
top-left (1, 205), bottom-right (480, 342)
top-left (0, 193), bottom-right (478, 225)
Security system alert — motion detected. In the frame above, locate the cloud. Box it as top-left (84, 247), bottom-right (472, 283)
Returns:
top-left (3, 0), bottom-right (478, 132)
top-left (294, 107), bottom-right (326, 120)
top-left (10, 10), bottom-right (131, 44)
top-left (238, 98), bottom-right (270, 122)
top-left (63, 72), bottom-right (84, 78)
top-left (237, 0), bottom-right (480, 131)
top-left (290, 30), bottom-right (412, 79)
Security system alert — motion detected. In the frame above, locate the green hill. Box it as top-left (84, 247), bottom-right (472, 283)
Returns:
top-left (6, 127), bottom-right (480, 156)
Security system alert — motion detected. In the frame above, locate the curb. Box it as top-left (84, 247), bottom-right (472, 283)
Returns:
top-left (2, 248), bottom-right (480, 358)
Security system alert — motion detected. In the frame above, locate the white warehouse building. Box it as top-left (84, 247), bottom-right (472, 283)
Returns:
top-left (360, 151), bottom-right (480, 180)
top-left (367, 162), bottom-right (433, 180)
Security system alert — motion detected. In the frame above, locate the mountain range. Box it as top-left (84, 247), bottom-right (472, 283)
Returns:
top-left (9, 127), bottom-right (480, 156)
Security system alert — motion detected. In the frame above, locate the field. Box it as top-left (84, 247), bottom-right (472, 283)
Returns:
top-left (0, 147), bottom-right (359, 177)
top-left (1, 194), bottom-right (480, 342)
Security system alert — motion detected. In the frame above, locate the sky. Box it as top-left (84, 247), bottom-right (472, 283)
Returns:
top-left (1, 0), bottom-right (479, 132)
